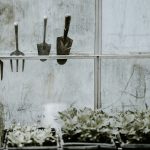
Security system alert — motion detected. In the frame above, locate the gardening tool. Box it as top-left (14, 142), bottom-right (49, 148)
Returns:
top-left (37, 16), bottom-right (51, 62)
top-left (0, 60), bottom-right (3, 80)
top-left (10, 22), bottom-right (25, 72)
top-left (57, 15), bottom-right (73, 65)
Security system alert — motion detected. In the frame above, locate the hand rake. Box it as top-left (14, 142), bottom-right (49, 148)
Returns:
top-left (10, 23), bottom-right (25, 72)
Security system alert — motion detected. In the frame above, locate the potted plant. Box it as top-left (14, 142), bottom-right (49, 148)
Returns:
top-left (115, 110), bottom-right (150, 150)
top-left (58, 107), bottom-right (117, 150)
top-left (3, 124), bottom-right (57, 150)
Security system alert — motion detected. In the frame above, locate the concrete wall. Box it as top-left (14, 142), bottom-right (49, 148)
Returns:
top-left (0, 0), bottom-right (150, 128)
top-left (102, 0), bottom-right (150, 112)
top-left (0, 0), bottom-right (94, 128)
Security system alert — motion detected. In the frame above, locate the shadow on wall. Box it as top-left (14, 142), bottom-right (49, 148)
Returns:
top-left (0, 102), bottom-right (4, 146)
top-left (0, 1), bottom-right (14, 25)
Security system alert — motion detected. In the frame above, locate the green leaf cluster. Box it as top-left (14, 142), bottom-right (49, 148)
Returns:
top-left (58, 107), bottom-right (116, 143)
top-left (115, 110), bottom-right (150, 144)
top-left (59, 107), bottom-right (150, 144)
top-left (6, 124), bottom-right (56, 147)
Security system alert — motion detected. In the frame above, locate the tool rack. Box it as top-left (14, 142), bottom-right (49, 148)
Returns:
top-left (1, 0), bottom-right (150, 110)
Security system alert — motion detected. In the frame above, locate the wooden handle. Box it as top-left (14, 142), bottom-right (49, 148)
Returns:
top-left (64, 15), bottom-right (71, 39)
top-left (43, 16), bottom-right (47, 43)
top-left (14, 22), bottom-right (19, 51)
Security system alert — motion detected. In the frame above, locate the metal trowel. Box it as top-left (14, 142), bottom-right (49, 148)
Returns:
top-left (37, 16), bottom-right (51, 62)
top-left (57, 15), bottom-right (73, 65)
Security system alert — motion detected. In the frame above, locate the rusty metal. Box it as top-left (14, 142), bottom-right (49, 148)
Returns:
top-left (10, 23), bottom-right (25, 72)
top-left (37, 16), bottom-right (51, 62)
top-left (57, 15), bottom-right (73, 65)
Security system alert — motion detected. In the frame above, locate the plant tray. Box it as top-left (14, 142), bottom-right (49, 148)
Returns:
top-left (121, 144), bottom-right (150, 150)
top-left (63, 142), bottom-right (116, 150)
top-left (5, 146), bottom-right (57, 150)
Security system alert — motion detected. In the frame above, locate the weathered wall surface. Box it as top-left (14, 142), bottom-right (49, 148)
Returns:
top-left (0, 0), bottom-right (95, 128)
top-left (102, 0), bottom-right (150, 112)
top-left (0, 0), bottom-right (150, 128)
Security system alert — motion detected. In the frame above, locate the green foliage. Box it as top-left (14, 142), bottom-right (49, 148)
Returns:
top-left (58, 107), bottom-right (116, 143)
top-left (5, 124), bottom-right (56, 147)
top-left (115, 110), bottom-right (150, 144)
top-left (59, 107), bottom-right (150, 144)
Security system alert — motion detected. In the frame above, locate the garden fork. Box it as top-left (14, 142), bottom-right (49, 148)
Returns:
top-left (10, 22), bottom-right (25, 72)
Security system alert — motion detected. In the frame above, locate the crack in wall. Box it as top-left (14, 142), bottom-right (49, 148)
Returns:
top-left (121, 64), bottom-right (147, 110)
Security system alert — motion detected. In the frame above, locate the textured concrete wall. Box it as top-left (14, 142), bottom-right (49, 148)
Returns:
top-left (102, 0), bottom-right (150, 112)
top-left (0, 0), bottom-right (94, 128)
top-left (0, 0), bottom-right (150, 128)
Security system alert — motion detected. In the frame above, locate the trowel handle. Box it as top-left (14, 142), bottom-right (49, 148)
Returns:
top-left (14, 23), bottom-right (19, 51)
top-left (64, 15), bottom-right (71, 39)
top-left (43, 17), bottom-right (47, 43)
top-left (0, 60), bottom-right (3, 80)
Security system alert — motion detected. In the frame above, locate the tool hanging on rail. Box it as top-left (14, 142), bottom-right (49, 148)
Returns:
top-left (10, 22), bottom-right (25, 72)
top-left (57, 15), bottom-right (73, 65)
top-left (0, 60), bottom-right (3, 80)
top-left (37, 16), bottom-right (51, 62)
top-left (7, 15), bottom-right (73, 72)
